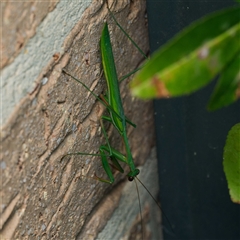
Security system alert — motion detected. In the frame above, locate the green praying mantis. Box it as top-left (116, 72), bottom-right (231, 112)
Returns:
top-left (62, 6), bottom-right (173, 239)
top-left (64, 23), bottom-right (140, 184)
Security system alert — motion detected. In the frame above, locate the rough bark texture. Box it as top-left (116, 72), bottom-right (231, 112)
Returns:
top-left (1, 1), bottom-right (162, 239)
top-left (1, 1), bottom-right (59, 68)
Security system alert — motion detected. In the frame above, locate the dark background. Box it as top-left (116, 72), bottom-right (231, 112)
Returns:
top-left (146, 0), bottom-right (240, 239)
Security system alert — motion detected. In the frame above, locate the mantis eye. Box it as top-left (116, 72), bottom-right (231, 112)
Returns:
top-left (128, 176), bottom-right (134, 181)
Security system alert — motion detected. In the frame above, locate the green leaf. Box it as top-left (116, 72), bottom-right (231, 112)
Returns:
top-left (208, 53), bottom-right (240, 111)
top-left (223, 123), bottom-right (240, 204)
top-left (130, 6), bottom-right (240, 100)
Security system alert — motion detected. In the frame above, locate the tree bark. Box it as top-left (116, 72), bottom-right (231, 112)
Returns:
top-left (1, 1), bottom-right (162, 239)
